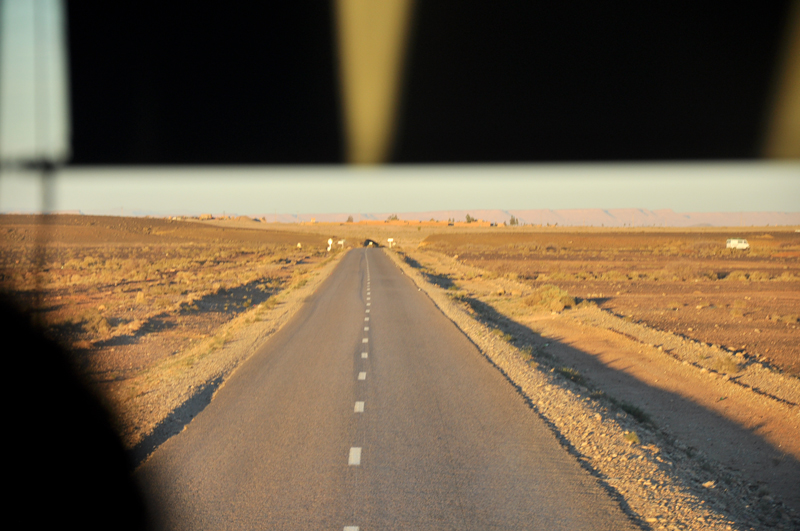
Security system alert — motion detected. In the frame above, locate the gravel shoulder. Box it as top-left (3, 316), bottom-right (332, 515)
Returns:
top-left (386, 247), bottom-right (800, 531)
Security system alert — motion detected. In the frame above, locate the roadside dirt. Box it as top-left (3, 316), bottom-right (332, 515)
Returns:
top-left (3, 216), bottom-right (798, 528)
top-left (422, 229), bottom-right (800, 373)
top-left (0, 214), bottom-right (342, 459)
top-left (393, 239), bottom-right (799, 529)
top-left (534, 313), bottom-right (799, 504)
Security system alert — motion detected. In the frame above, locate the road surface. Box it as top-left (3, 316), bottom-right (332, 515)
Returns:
top-left (136, 248), bottom-right (636, 530)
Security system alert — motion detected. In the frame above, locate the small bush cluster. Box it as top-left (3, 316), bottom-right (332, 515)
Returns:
top-left (617, 402), bottom-right (652, 424)
top-left (81, 309), bottom-right (111, 336)
top-left (726, 271), bottom-right (749, 281)
top-left (490, 328), bottom-right (514, 343)
top-left (711, 356), bottom-right (743, 374)
top-left (523, 284), bottom-right (575, 312)
top-left (623, 431), bottom-right (641, 445)
top-left (519, 344), bottom-right (534, 361)
top-left (556, 366), bottom-right (585, 385)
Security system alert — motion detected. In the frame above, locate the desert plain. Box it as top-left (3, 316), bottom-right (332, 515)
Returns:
top-left (2, 214), bottom-right (799, 529)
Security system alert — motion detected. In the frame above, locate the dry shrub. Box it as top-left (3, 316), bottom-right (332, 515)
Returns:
top-left (490, 328), bottom-right (514, 343)
top-left (549, 297), bottom-right (568, 312)
top-left (726, 271), bottom-right (749, 281)
top-left (519, 345), bottom-right (534, 362)
top-left (663, 268), bottom-right (689, 281)
top-left (600, 270), bottom-right (628, 282)
top-left (749, 271), bottom-right (771, 281)
top-left (82, 310), bottom-right (111, 336)
top-left (556, 366), bottom-right (585, 385)
top-left (546, 269), bottom-right (572, 281)
top-left (524, 284), bottom-right (575, 312)
top-left (623, 431), bottom-right (641, 445)
top-left (650, 270), bottom-right (671, 281)
top-left (712, 356), bottom-right (742, 374)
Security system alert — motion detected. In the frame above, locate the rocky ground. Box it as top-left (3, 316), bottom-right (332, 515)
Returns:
top-left (0, 214), bottom-right (341, 462)
top-left (116, 250), bottom-right (345, 465)
top-left (4, 216), bottom-right (797, 528)
top-left (388, 246), bottom-right (799, 530)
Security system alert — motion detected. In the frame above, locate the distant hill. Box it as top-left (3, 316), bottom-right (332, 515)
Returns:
top-left (253, 209), bottom-right (800, 227)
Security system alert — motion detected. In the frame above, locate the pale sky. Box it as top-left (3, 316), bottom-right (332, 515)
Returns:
top-left (0, 0), bottom-right (70, 162)
top-left (0, 163), bottom-right (798, 216)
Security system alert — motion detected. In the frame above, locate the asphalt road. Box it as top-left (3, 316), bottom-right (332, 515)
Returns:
top-left (136, 248), bottom-right (636, 530)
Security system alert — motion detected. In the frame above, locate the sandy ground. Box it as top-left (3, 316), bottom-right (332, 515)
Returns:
top-left (2, 215), bottom-right (798, 528)
top-left (0, 214), bottom-right (342, 460)
top-left (384, 247), bottom-right (800, 529)
top-left (393, 245), bottom-right (799, 528)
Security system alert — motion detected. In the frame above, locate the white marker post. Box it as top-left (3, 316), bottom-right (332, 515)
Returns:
top-left (348, 447), bottom-right (361, 465)
top-left (387, 237), bottom-right (394, 248)
top-left (327, 238), bottom-right (333, 252)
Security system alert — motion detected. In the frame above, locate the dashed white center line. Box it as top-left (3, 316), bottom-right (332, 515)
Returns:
top-left (362, 338), bottom-right (368, 343)
top-left (358, 372), bottom-right (366, 380)
top-left (344, 526), bottom-right (359, 531)
top-left (365, 309), bottom-right (370, 313)
top-left (367, 302), bottom-right (371, 306)
top-left (361, 352), bottom-right (368, 358)
top-left (364, 327), bottom-right (369, 331)
top-left (364, 317), bottom-right (369, 321)
top-left (354, 401), bottom-right (364, 413)
top-left (349, 447), bottom-right (361, 465)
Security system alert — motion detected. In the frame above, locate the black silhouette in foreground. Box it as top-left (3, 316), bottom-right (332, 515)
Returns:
top-left (2, 294), bottom-right (149, 530)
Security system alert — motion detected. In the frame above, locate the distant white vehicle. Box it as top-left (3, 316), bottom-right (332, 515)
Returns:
top-left (726, 238), bottom-right (750, 250)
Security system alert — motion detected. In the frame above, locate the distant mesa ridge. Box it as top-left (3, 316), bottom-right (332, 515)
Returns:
top-left (253, 209), bottom-right (800, 227)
